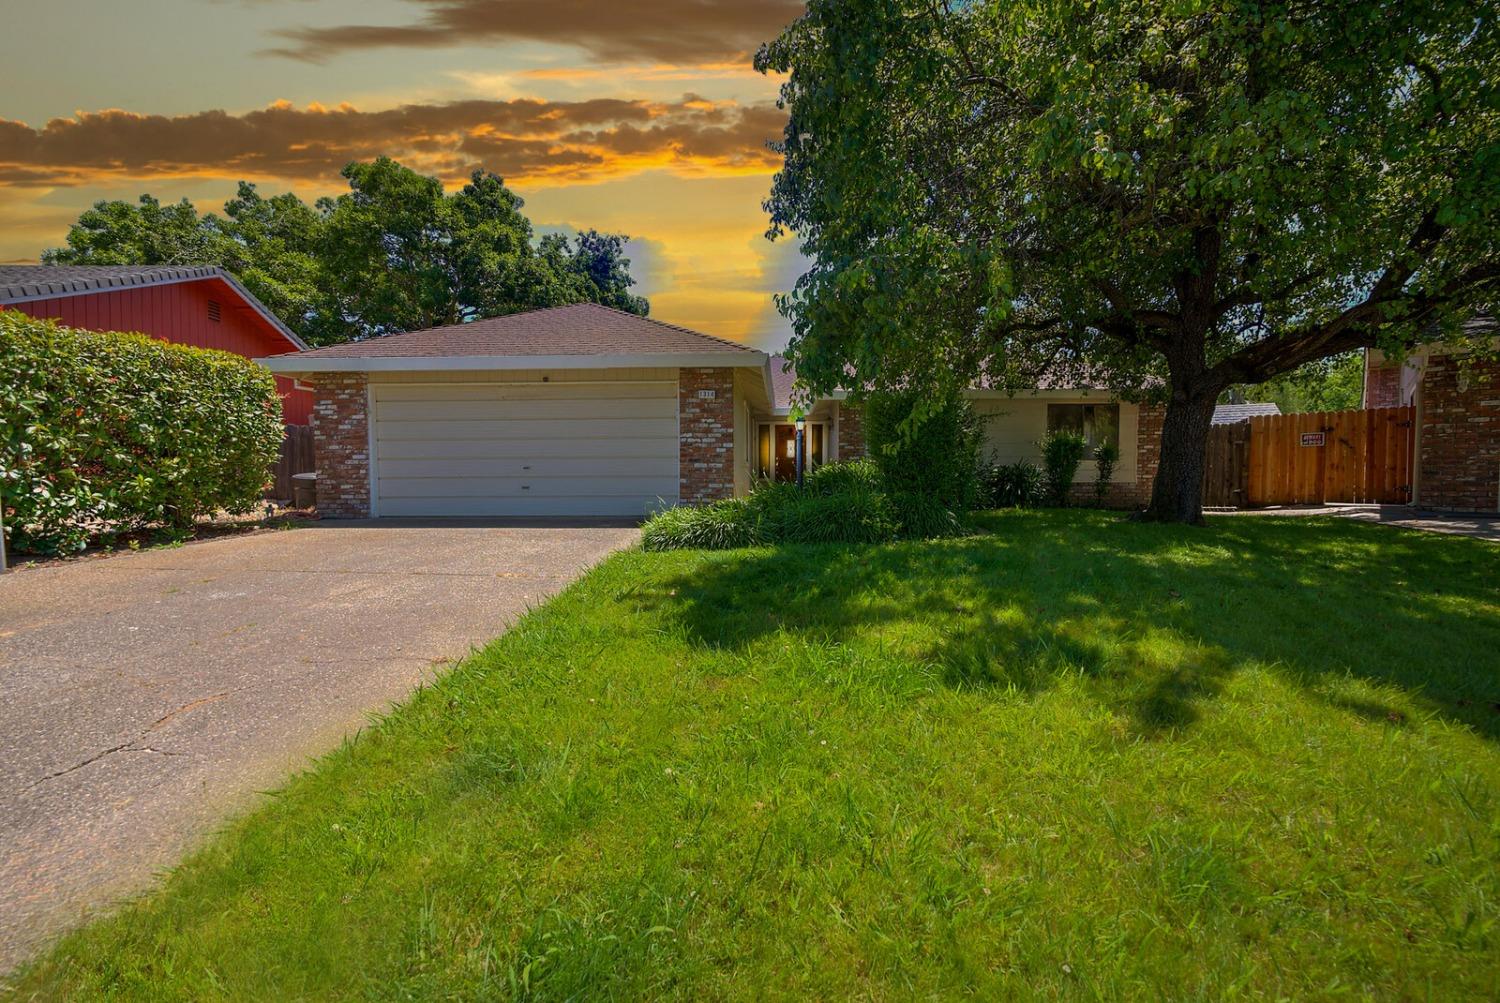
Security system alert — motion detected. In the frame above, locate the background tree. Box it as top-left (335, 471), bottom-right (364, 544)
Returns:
top-left (44, 158), bottom-right (649, 347)
top-left (1226, 352), bottom-right (1365, 414)
top-left (758, 0), bottom-right (1498, 522)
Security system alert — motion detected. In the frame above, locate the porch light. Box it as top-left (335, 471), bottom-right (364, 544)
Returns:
top-left (794, 416), bottom-right (807, 488)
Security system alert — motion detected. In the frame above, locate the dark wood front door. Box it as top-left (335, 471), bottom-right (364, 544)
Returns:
top-left (774, 424), bottom-right (798, 481)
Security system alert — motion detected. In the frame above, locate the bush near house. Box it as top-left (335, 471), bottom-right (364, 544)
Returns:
top-left (979, 459), bottom-right (1044, 508)
top-left (1040, 429), bottom-right (1088, 507)
top-left (0, 311), bottom-right (284, 554)
top-left (643, 458), bottom-right (963, 551)
top-left (863, 388), bottom-right (982, 511)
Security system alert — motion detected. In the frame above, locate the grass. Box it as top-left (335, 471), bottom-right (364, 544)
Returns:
top-left (7, 511), bottom-right (1500, 1000)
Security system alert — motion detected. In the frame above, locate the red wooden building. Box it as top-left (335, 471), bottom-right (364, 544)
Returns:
top-left (0, 265), bottom-right (311, 424)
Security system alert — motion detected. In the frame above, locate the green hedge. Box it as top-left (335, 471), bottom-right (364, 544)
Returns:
top-left (1, 311), bottom-right (284, 554)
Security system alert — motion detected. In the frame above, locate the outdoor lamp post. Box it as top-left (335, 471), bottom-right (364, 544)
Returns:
top-left (794, 416), bottom-right (806, 489)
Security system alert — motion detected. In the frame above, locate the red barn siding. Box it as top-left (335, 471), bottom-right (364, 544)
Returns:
top-left (7, 277), bottom-right (311, 424)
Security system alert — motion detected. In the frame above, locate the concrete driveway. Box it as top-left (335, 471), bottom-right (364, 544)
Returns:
top-left (0, 521), bottom-right (637, 972)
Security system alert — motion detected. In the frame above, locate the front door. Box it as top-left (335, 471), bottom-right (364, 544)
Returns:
top-left (774, 424), bottom-right (798, 482)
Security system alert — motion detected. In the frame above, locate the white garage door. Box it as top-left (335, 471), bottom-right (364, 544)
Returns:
top-left (371, 382), bottom-right (679, 517)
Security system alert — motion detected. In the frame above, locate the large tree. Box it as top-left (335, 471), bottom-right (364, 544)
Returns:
top-left (45, 158), bottom-right (650, 347)
top-left (758, 0), bottom-right (1498, 522)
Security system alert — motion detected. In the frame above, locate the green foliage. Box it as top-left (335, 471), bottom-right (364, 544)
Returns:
top-left (749, 479), bottom-right (898, 545)
top-left (1228, 352), bottom-right (1365, 414)
top-left (641, 458), bottom-right (966, 550)
top-left (980, 460), bottom-right (1044, 508)
top-left (44, 158), bottom-right (649, 347)
top-left (0, 312), bottom-right (282, 554)
top-left (889, 491), bottom-right (965, 539)
top-left (1093, 441), bottom-right (1121, 505)
top-left (863, 390), bottom-right (981, 511)
top-left (1040, 430), bottom-right (1088, 507)
top-left (803, 456), bottom-right (883, 496)
top-left (759, 0), bottom-right (1499, 520)
top-left (640, 499), bottom-right (758, 551)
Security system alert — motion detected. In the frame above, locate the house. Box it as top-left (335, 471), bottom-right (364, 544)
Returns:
top-left (263, 303), bottom-right (1164, 519)
top-left (0, 264), bottom-right (312, 424)
top-left (1212, 402), bottom-right (1281, 424)
top-left (1362, 317), bottom-right (1499, 512)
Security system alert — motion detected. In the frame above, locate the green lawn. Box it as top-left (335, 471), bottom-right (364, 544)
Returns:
top-left (9, 512), bottom-right (1500, 1000)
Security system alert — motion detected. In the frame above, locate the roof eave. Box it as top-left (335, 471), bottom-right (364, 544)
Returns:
top-left (260, 350), bottom-right (768, 374)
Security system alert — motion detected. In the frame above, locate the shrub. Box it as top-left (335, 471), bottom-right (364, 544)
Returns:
top-left (748, 478), bottom-right (897, 545)
top-left (1040, 430), bottom-right (1088, 507)
top-left (641, 457), bottom-right (972, 552)
top-left (1, 312), bottom-right (284, 554)
top-left (641, 498), bottom-right (759, 551)
top-left (1092, 441), bottom-right (1121, 505)
top-left (803, 456), bottom-right (883, 497)
top-left (979, 460), bottom-right (1044, 508)
top-left (863, 388), bottom-right (981, 511)
top-left (890, 492), bottom-right (965, 539)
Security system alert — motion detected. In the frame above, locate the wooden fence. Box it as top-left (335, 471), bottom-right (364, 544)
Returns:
top-left (1245, 406), bottom-right (1414, 506)
top-left (266, 424), bottom-right (316, 502)
top-left (1202, 421), bottom-right (1251, 507)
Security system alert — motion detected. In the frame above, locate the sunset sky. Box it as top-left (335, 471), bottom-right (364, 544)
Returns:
top-left (0, 0), bottom-right (804, 348)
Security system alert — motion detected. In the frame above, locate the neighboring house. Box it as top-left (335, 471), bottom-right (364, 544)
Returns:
top-left (263, 303), bottom-right (1165, 518)
top-left (0, 265), bottom-right (312, 424)
top-left (1362, 316), bottom-right (1500, 513)
top-left (1212, 402), bottom-right (1281, 424)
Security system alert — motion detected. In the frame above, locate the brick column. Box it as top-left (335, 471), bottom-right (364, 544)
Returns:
top-left (837, 404), bottom-right (867, 459)
top-left (1132, 402), bottom-right (1166, 508)
top-left (679, 367), bottom-right (736, 505)
top-left (311, 372), bottom-right (371, 519)
top-left (1418, 355), bottom-right (1500, 513)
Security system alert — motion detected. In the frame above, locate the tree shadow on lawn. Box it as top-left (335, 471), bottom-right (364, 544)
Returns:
top-left (647, 513), bottom-right (1500, 741)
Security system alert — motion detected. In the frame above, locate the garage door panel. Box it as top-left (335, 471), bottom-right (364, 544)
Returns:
top-left (377, 418), bottom-right (679, 442)
top-left (373, 382), bottom-right (673, 402)
top-left (371, 382), bottom-right (681, 517)
top-left (378, 456), bottom-right (677, 479)
top-left (380, 475), bottom-right (675, 499)
top-left (375, 397), bottom-right (675, 422)
top-left (379, 495), bottom-right (673, 518)
top-left (375, 437), bottom-right (674, 461)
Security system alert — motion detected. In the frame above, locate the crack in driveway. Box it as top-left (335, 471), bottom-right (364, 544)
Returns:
top-left (24, 692), bottom-right (230, 791)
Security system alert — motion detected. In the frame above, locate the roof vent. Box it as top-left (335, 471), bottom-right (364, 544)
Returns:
top-left (207, 300), bottom-right (221, 323)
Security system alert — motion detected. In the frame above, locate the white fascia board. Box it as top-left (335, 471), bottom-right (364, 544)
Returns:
top-left (259, 351), bottom-right (769, 374)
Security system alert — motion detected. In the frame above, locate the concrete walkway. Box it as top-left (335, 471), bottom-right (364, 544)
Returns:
top-left (1220, 504), bottom-right (1500, 542)
top-left (0, 521), bottom-right (637, 972)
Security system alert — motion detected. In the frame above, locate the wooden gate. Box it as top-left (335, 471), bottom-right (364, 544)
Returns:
top-left (1202, 421), bottom-right (1251, 507)
top-left (1247, 406), bottom-right (1414, 506)
top-left (266, 424), bottom-right (316, 502)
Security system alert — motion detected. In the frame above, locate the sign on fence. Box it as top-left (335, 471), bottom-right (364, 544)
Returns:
top-left (1300, 432), bottom-right (1325, 447)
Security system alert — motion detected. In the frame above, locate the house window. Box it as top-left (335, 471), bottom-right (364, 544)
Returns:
top-left (207, 300), bottom-right (221, 323)
top-left (1047, 404), bottom-right (1119, 450)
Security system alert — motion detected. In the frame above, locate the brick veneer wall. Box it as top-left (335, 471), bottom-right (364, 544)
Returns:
top-left (310, 372), bottom-right (371, 519)
top-left (1418, 354), bottom-right (1500, 513)
top-left (837, 404), bottom-right (867, 459)
top-left (679, 367), bottom-right (736, 504)
top-left (1364, 360), bottom-right (1402, 409)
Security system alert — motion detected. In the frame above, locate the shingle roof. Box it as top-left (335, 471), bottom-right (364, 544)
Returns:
top-left (0, 264), bottom-right (307, 351)
top-left (1212, 402), bottom-right (1282, 424)
top-left (770, 354), bottom-right (797, 410)
top-left (279, 303), bottom-right (762, 359)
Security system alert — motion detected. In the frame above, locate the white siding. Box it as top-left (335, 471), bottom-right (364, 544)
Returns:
top-left (974, 397), bottom-right (1139, 483)
top-left (371, 380), bottom-right (679, 517)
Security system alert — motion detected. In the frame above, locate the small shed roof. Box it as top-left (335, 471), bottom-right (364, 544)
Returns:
top-left (1212, 402), bottom-right (1282, 425)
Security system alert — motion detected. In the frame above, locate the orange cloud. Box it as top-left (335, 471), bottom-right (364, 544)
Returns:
top-left (0, 97), bottom-right (785, 189)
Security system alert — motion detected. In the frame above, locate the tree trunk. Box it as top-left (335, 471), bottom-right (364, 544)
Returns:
top-left (1139, 389), bottom-right (1219, 524)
